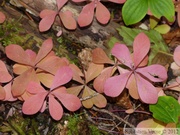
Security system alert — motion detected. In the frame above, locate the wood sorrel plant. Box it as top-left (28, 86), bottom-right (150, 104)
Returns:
top-left (103, 33), bottom-right (167, 104)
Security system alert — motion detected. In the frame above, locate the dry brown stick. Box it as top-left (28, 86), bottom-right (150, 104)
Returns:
top-left (92, 107), bottom-right (135, 129)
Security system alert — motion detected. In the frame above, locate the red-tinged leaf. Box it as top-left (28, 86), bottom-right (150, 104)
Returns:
top-left (39, 9), bottom-right (56, 18)
top-left (37, 71), bottom-right (54, 88)
top-left (3, 82), bottom-right (17, 101)
top-left (92, 48), bottom-right (114, 64)
top-left (85, 63), bottom-right (104, 83)
top-left (12, 69), bottom-right (39, 97)
top-left (135, 73), bottom-right (158, 104)
top-left (39, 12), bottom-right (57, 32)
top-left (173, 46), bottom-right (180, 67)
top-left (0, 85), bottom-right (5, 100)
top-left (35, 38), bottom-right (53, 65)
top-left (0, 61), bottom-right (12, 83)
top-left (0, 11), bottom-right (6, 23)
top-left (25, 49), bottom-right (36, 62)
top-left (92, 93), bottom-right (107, 108)
top-left (104, 72), bottom-right (131, 97)
top-left (56, 0), bottom-right (68, 10)
top-left (112, 43), bottom-right (133, 68)
top-left (59, 11), bottom-right (77, 30)
top-left (125, 108), bottom-right (134, 114)
top-left (22, 92), bottom-right (47, 115)
top-left (133, 33), bottom-right (150, 68)
top-left (69, 64), bottom-right (84, 84)
top-left (51, 66), bottom-right (73, 90)
top-left (26, 82), bottom-right (45, 94)
top-left (78, 2), bottom-right (95, 27)
top-left (93, 67), bottom-right (114, 93)
top-left (136, 65), bottom-right (167, 82)
top-left (108, 0), bottom-right (126, 3)
top-left (72, 0), bottom-right (86, 2)
top-left (82, 86), bottom-right (94, 108)
top-left (56, 30), bottom-right (62, 37)
top-left (66, 85), bottom-right (84, 96)
top-left (13, 64), bottom-right (31, 75)
top-left (126, 74), bottom-right (139, 99)
top-left (52, 87), bottom-right (81, 111)
top-left (48, 94), bottom-right (63, 120)
top-left (37, 56), bottom-right (68, 75)
top-left (96, 2), bottom-right (110, 24)
top-left (5, 45), bottom-right (31, 65)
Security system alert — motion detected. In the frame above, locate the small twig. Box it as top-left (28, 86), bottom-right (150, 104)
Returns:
top-left (80, 93), bottom-right (99, 101)
top-left (92, 107), bottom-right (135, 129)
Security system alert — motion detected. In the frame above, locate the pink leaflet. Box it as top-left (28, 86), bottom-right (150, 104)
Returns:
top-left (34, 38), bottom-right (53, 65)
top-left (95, 2), bottom-right (110, 24)
top-left (39, 9), bottom-right (56, 18)
top-left (135, 73), bottom-right (158, 104)
top-left (48, 94), bottom-right (63, 120)
top-left (133, 33), bottom-right (150, 68)
top-left (104, 72), bottom-right (131, 97)
top-left (26, 82), bottom-right (45, 94)
top-left (50, 66), bottom-right (73, 90)
top-left (39, 11), bottom-right (57, 32)
top-left (85, 63), bottom-right (104, 83)
top-left (108, 0), bottom-right (126, 4)
top-left (25, 49), bottom-right (36, 62)
top-left (52, 87), bottom-right (81, 111)
top-left (0, 12), bottom-right (5, 23)
top-left (22, 92), bottom-right (47, 115)
top-left (173, 46), bottom-right (180, 67)
top-left (93, 67), bottom-right (114, 93)
top-left (56, 0), bottom-right (68, 10)
top-left (92, 48), bottom-right (114, 64)
top-left (0, 60), bottom-right (12, 83)
top-left (59, 11), bottom-right (77, 30)
top-left (3, 82), bottom-right (17, 101)
top-left (72, 0), bottom-right (86, 2)
top-left (78, 2), bottom-right (95, 27)
top-left (5, 45), bottom-right (32, 65)
top-left (136, 65), bottom-right (167, 82)
top-left (0, 85), bottom-right (5, 100)
top-left (111, 43), bottom-right (133, 68)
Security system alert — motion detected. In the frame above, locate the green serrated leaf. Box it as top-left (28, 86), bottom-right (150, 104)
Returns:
top-left (116, 26), bottom-right (173, 65)
top-left (149, 96), bottom-right (180, 124)
top-left (122, 0), bottom-right (148, 25)
top-left (148, 0), bottom-right (175, 22)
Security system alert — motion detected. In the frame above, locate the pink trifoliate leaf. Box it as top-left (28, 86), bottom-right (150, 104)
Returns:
top-left (104, 72), bottom-right (131, 97)
top-left (92, 93), bottom-right (107, 108)
top-left (22, 92), bottom-right (47, 115)
top-left (96, 2), bottom-right (110, 24)
top-left (56, 0), bottom-right (68, 10)
top-left (52, 87), bottom-right (81, 111)
top-left (59, 11), bottom-right (77, 30)
top-left (50, 66), bottom-right (73, 90)
top-left (39, 11), bottom-right (57, 32)
top-left (136, 65), bottom-right (167, 82)
top-left (78, 2), bottom-right (95, 27)
top-left (5, 45), bottom-right (31, 65)
top-left (35, 38), bottom-right (53, 65)
top-left (3, 82), bottom-right (17, 101)
top-left (85, 63), bottom-right (104, 83)
top-left (26, 82), bottom-right (45, 94)
top-left (93, 67), bottom-right (114, 93)
top-left (112, 43), bottom-right (133, 68)
top-left (0, 12), bottom-right (6, 23)
top-left (173, 46), bottom-right (180, 67)
top-left (48, 94), bottom-right (63, 120)
top-left (0, 60), bottom-right (12, 83)
top-left (108, 0), bottom-right (126, 3)
top-left (0, 85), bottom-right (5, 100)
top-left (135, 73), bottom-right (158, 104)
top-left (92, 48), bottom-right (114, 64)
top-left (133, 33), bottom-right (150, 68)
